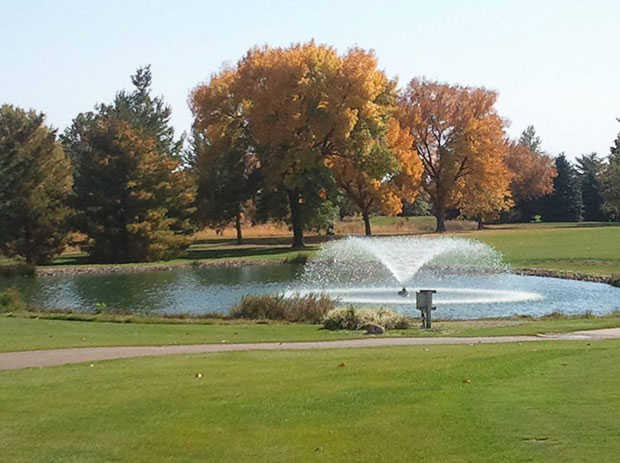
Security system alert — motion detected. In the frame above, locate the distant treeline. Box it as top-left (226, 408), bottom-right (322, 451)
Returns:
top-left (1, 42), bottom-right (619, 264)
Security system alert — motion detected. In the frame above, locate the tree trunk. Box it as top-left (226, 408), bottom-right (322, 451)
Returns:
top-left (477, 217), bottom-right (484, 230)
top-left (435, 208), bottom-right (447, 233)
top-left (235, 211), bottom-right (243, 245)
top-left (24, 221), bottom-right (34, 265)
top-left (362, 210), bottom-right (372, 236)
top-left (287, 190), bottom-right (305, 249)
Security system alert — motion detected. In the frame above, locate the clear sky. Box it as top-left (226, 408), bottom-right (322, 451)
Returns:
top-left (2, 0), bottom-right (619, 158)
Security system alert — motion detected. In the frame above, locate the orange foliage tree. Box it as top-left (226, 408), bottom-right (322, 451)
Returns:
top-left (192, 42), bottom-right (397, 247)
top-left (399, 79), bottom-right (511, 232)
top-left (190, 68), bottom-right (259, 244)
top-left (328, 80), bottom-right (423, 235)
top-left (504, 139), bottom-right (556, 207)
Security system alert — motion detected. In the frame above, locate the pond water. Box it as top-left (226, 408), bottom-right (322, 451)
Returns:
top-left (1, 263), bottom-right (619, 319)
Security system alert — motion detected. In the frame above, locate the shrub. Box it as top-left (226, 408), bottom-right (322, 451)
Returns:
top-left (231, 293), bottom-right (336, 323)
top-left (282, 254), bottom-right (309, 265)
top-left (0, 288), bottom-right (27, 313)
top-left (322, 307), bottom-right (410, 331)
top-left (0, 263), bottom-right (36, 277)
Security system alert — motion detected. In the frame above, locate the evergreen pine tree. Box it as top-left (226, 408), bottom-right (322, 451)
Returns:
top-left (0, 105), bottom-right (72, 264)
top-left (62, 67), bottom-right (196, 263)
top-left (542, 154), bottom-right (583, 221)
top-left (576, 153), bottom-right (606, 221)
top-left (601, 131), bottom-right (620, 219)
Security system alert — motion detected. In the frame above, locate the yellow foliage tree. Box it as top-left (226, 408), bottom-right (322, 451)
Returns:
top-left (400, 78), bottom-right (511, 232)
top-left (191, 42), bottom-right (396, 247)
top-left (328, 77), bottom-right (423, 235)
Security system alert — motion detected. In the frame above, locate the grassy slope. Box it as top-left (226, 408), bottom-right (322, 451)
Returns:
top-left (2, 340), bottom-right (620, 462)
top-left (472, 223), bottom-right (620, 275)
top-left (3, 314), bottom-right (620, 353)
top-left (37, 221), bottom-right (620, 276)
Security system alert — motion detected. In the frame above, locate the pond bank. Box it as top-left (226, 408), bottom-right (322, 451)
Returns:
top-left (34, 258), bottom-right (289, 277)
top-left (31, 259), bottom-right (620, 287)
top-left (515, 268), bottom-right (619, 286)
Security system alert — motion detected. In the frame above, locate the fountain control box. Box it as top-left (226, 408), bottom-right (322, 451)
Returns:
top-left (416, 290), bottom-right (437, 329)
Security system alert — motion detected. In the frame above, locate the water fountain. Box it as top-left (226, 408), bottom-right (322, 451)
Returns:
top-left (291, 236), bottom-right (545, 317)
top-left (2, 235), bottom-right (619, 317)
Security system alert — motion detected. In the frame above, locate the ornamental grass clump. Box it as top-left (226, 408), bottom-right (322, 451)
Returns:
top-left (0, 288), bottom-right (26, 313)
top-left (322, 307), bottom-right (410, 331)
top-left (231, 293), bottom-right (336, 323)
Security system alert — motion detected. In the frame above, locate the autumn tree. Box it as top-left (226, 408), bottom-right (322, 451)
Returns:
top-left (456, 136), bottom-right (513, 229)
top-left (0, 105), bottom-right (72, 264)
top-left (188, 69), bottom-right (260, 244)
top-left (399, 79), bottom-right (511, 232)
top-left (328, 82), bottom-right (422, 235)
top-left (504, 137), bottom-right (556, 221)
top-left (63, 67), bottom-right (196, 262)
top-left (191, 43), bottom-right (395, 247)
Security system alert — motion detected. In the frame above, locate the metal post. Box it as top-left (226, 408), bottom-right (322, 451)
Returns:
top-left (416, 289), bottom-right (436, 328)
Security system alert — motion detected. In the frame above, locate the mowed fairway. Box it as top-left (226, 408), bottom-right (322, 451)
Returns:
top-left (472, 223), bottom-right (620, 275)
top-left (5, 315), bottom-right (620, 353)
top-left (1, 341), bottom-right (620, 462)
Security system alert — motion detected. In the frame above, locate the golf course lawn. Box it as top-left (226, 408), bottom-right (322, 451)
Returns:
top-left (38, 221), bottom-right (620, 276)
top-left (472, 223), bottom-right (620, 276)
top-left (2, 340), bottom-right (619, 462)
top-left (3, 314), bottom-right (620, 353)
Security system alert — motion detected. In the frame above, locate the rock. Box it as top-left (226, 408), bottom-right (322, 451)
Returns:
top-left (363, 323), bottom-right (385, 335)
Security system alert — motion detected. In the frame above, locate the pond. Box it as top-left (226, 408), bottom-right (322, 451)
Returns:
top-left (1, 263), bottom-right (619, 319)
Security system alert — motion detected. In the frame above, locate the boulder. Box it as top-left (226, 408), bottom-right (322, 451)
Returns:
top-left (363, 323), bottom-right (385, 335)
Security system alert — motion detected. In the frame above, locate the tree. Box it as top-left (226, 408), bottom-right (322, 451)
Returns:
top-left (456, 138), bottom-right (513, 229)
top-left (188, 68), bottom-right (260, 244)
top-left (63, 67), bottom-right (196, 262)
top-left (504, 138), bottom-right (556, 221)
top-left (576, 153), bottom-right (606, 221)
top-left (328, 88), bottom-right (422, 235)
top-left (104, 65), bottom-right (183, 158)
top-left (542, 154), bottom-right (583, 221)
top-left (518, 125), bottom-right (543, 154)
top-left (192, 129), bottom-right (259, 244)
top-left (191, 42), bottom-right (394, 247)
top-left (68, 116), bottom-right (193, 262)
top-left (0, 105), bottom-right (72, 264)
top-left (601, 130), bottom-right (620, 219)
top-left (399, 79), bottom-right (510, 232)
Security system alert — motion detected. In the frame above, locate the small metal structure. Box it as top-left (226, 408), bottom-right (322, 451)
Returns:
top-left (416, 289), bottom-right (437, 328)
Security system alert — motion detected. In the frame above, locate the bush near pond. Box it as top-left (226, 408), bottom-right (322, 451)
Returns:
top-left (322, 307), bottom-right (411, 331)
top-left (0, 288), bottom-right (26, 313)
top-left (231, 293), bottom-right (336, 323)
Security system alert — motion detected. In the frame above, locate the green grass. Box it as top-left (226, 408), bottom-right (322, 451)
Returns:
top-left (472, 223), bottom-right (620, 275)
top-left (2, 340), bottom-right (620, 462)
top-left (3, 313), bottom-right (620, 353)
top-left (45, 240), bottom-right (320, 269)
top-left (4, 221), bottom-right (618, 278)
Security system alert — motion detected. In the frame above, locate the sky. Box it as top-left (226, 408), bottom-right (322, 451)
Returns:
top-left (2, 0), bottom-right (619, 158)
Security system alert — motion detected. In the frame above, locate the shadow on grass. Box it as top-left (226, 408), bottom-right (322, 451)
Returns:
top-left (184, 245), bottom-right (316, 260)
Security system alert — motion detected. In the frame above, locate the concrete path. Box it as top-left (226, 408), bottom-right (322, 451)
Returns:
top-left (2, 328), bottom-right (620, 371)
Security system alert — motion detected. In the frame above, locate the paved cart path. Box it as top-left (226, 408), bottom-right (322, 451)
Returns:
top-left (2, 328), bottom-right (620, 371)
